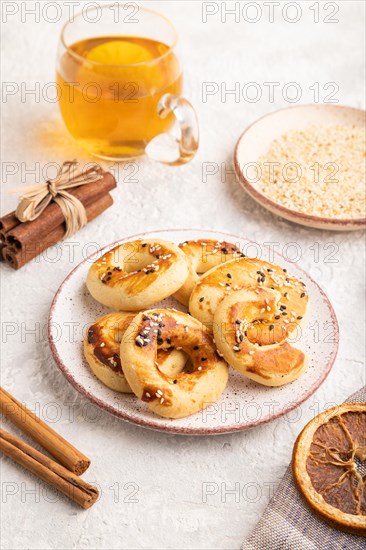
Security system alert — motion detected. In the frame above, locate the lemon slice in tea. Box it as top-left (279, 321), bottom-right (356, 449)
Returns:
top-left (292, 403), bottom-right (366, 536)
top-left (85, 39), bottom-right (156, 65)
top-left (81, 37), bottom-right (171, 95)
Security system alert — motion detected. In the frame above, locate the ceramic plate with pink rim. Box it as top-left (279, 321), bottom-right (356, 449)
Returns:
top-left (234, 105), bottom-right (366, 231)
top-left (48, 229), bottom-right (338, 435)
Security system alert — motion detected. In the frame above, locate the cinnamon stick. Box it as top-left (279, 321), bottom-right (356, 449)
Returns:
top-left (0, 387), bottom-right (90, 475)
top-left (0, 429), bottom-right (99, 509)
top-left (4, 170), bottom-right (116, 251)
top-left (2, 193), bottom-right (113, 270)
top-left (0, 211), bottom-right (19, 241)
top-left (0, 213), bottom-right (18, 258)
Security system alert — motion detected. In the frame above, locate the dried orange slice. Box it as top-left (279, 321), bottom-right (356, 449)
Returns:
top-left (292, 403), bottom-right (366, 536)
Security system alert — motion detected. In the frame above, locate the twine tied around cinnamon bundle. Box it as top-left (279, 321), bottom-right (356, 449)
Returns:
top-left (14, 161), bottom-right (104, 238)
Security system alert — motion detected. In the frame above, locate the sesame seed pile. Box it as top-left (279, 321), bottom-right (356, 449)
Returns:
top-left (257, 124), bottom-right (366, 219)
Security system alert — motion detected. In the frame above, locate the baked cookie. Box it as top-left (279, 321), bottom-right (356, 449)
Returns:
top-left (86, 239), bottom-right (189, 310)
top-left (189, 257), bottom-right (308, 335)
top-left (213, 287), bottom-right (307, 386)
top-left (120, 309), bottom-right (229, 418)
top-left (174, 239), bottom-right (243, 305)
top-left (85, 311), bottom-right (186, 392)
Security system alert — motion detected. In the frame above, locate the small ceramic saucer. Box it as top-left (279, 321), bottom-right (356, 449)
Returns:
top-left (234, 105), bottom-right (365, 231)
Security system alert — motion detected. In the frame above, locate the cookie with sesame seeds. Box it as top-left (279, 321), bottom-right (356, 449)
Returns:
top-left (86, 239), bottom-right (189, 310)
top-left (120, 309), bottom-right (228, 418)
top-left (189, 257), bottom-right (308, 334)
top-left (84, 311), bottom-right (187, 393)
top-left (174, 239), bottom-right (243, 305)
top-left (213, 287), bottom-right (307, 386)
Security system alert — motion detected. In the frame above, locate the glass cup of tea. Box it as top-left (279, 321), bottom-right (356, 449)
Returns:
top-left (56, 4), bottom-right (198, 164)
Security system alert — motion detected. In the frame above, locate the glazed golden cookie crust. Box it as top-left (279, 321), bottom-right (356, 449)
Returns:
top-left (86, 239), bottom-right (189, 310)
top-left (120, 309), bottom-right (229, 418)
top-left (213, 287), bottom-right (307, 386)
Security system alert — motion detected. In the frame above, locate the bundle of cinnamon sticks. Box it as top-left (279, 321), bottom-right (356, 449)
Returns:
top-left (0, 166), bottom-right (116, 269)
top-left (0, 387), bottom-right (99, 509)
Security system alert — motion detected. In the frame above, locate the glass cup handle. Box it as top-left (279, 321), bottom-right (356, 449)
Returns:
top-left (145, 94), bottom-right (199, 166)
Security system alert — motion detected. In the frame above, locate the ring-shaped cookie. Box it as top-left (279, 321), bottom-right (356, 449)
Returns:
top-left (213, 287), bottom-right (307, 386)
top-left (174, 239), bottom-right (243, 305)
top-left (84, 312), bottom-right (187, 393)
top-left (189, 257), bottom-right (308, 336)
top-left (86, 239), bottom-right (189, 310)
top-left (120, 309), bottom-right (229, 418)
